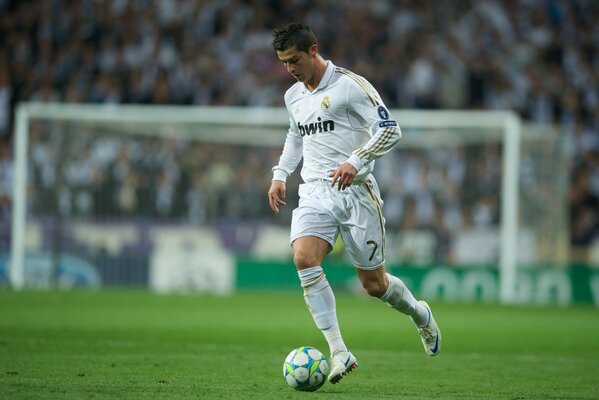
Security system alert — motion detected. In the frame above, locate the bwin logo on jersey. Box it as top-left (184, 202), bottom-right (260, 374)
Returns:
top-left (297, 117), bottom-right (335, 137)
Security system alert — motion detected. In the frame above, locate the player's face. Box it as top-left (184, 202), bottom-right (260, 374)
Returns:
top-left (276, 45), bottom-right (316, 83)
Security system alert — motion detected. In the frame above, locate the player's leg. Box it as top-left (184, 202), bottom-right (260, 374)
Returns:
top-left (292, 236), bottom-right (357, 383)
top-left (293, 236), bottom-right (347, 355)
top-left (343, 180), bottom-right (441, 356)
top-left (356, 266), bottom-right (441, 356)
top-left (290, 182), bottom-right (359, 383)
top-left (289, 192), bottom-right (348, 357)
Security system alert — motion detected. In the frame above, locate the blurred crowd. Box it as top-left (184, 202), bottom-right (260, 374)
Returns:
top-left (0, 0), bottom-right (598, 261)
top-left (25, 121), bottom-right (281, 224)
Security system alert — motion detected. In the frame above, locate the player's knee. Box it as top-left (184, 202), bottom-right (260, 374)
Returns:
top-left (293, 251), bottom-right (319, 270)
top-left (362, 279), bottom-right (387, 298)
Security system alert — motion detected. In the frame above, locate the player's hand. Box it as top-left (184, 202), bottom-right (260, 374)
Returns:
top-left (329, 163), bottom-right (358, 191)
top-left (268, 180), bottom-right (287, 214)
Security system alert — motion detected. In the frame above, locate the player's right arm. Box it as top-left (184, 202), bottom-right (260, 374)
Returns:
top-left (269, 112), bottom-right (303, 214)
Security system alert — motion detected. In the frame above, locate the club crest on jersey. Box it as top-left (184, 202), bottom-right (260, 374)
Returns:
top-left (321, 96), bottom-right (331, 110)
top-left (297, 117), bottom-right (335, 137)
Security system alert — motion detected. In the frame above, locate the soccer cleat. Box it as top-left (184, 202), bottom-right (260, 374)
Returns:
top-left (328, 350), bottom-right (358, 384)
top-left (415, 301), bottom-right (441, 356)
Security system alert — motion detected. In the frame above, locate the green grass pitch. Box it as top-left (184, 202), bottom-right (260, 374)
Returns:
top-left (1, 289), bottom-right (598, 399)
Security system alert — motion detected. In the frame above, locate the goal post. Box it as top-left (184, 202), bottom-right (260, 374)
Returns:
top-left (9, 102), bottom-right (566, 304)
top-left (9, 105), bottom-right (29, 289)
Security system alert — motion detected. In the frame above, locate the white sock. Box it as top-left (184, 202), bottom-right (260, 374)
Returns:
top-left (298, 266), bottom-right (347, 354)
top-left (380, 273), bottom-right (429, 326)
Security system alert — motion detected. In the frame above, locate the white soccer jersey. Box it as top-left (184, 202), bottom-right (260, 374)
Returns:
top-left (272, 61), bottom-right (402, 183)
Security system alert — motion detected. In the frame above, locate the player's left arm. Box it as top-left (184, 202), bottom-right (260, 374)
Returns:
top-left (330, 79), bottom-right (401, 190)
top-left (345, 81), bottom-right (402, 172)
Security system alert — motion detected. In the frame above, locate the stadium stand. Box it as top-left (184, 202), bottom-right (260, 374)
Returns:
top-left (0, 0), bottom-right (597, 262)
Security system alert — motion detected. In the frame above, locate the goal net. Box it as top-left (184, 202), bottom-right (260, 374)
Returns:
top-left (6, 103), bottom-right (569, 302)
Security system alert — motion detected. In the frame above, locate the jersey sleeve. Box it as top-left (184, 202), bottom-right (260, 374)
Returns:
top-left (272, 113), bottom-right (303, 183)
top-left (344, 79), bottom-right (402, 172)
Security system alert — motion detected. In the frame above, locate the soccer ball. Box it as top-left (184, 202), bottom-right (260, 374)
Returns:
top-left (283, 346), bottom-right (329, 391)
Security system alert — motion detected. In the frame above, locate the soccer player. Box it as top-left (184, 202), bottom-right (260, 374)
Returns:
top-left (267, 23), bottom-right (441, 384)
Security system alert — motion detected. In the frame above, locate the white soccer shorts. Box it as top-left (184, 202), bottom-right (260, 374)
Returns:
top-left (290, 178), bottom-right (386, 270)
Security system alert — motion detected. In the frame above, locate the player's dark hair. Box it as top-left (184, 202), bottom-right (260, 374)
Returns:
top-left (272, 23), bottom-right (317, 53)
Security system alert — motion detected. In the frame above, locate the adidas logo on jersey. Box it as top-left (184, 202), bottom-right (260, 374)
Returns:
top-left (297, 117), bottom-right (335, 137)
